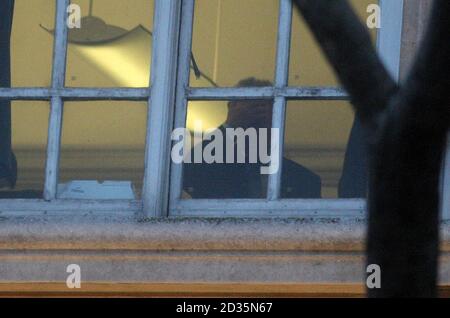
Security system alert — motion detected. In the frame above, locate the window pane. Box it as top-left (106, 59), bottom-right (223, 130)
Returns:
top-left (190, 0), bottom-right (279, 88)
top-left (11, 0), bottom-right (55, 87)
top-left (282, 101), bottom-right (368, 199)
top-left (0, 101), bottom-right (48, 198)
top-left (181, 99), bottom-right (273, 199)
top-left (58, 101), bottom-right (147, 200)
top-left (289, 0), bottom-right (378, 86)
top-left (65, 0), bottom-right (154, 87)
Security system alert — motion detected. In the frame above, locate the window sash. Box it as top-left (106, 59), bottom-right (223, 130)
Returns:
top-left (0, 0), bottom-right (154, 216)
top-left (167, 0), bottom-right (409, 218)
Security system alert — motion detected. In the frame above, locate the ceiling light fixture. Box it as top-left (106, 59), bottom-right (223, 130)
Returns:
top-left (41, 0), bottom-right (228, 131)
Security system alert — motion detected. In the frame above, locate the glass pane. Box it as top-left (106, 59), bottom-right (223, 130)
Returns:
top-left (11, 0), bottom-right (55, 87)
top-left (66, 0), bottom-right (154, 87)
top-left (289, 0), bottom-right (378, 86)
top-left (283, 101), bottom-right (368, 199)
top-left (0, 101), bottom-right (48, 198)
top-left (190, 0), bottom-right (279, 88)
top-left (181, 99), bottom-right (274, 199)
top-left (58, 101), bottom-right (147, 199)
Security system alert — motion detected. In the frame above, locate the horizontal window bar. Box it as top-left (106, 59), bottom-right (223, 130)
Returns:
top-left (0, 87), bottom-right (346, 101)
top-left (171, 199), bottom-right (365, 218)
top-left (0, 199), bottom-right (142, 215)
top-left (0, 88), bottom-right (52, 100)
top-left (0, 88), bottom-right (150, 100)
top-left (187, 87), bottom-right (349, 100)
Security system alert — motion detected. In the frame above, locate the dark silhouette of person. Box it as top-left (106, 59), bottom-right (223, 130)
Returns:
top-left (338, 116), bottom-right (369, 198)
top-left (183, 77), bottom-right (321, 199)
top-left (0, 0), bottom-right (17, 191)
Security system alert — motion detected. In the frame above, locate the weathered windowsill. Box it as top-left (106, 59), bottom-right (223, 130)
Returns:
top-left (0, 216), bottom-right (449, 288)
top-left (0, 216), bottom-right (367, 251)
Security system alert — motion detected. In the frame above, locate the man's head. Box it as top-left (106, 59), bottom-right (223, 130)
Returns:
top-left (226, 77), bottom-right (274, 130)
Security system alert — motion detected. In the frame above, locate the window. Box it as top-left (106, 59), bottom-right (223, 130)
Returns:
top-left (168, 0), bottom-right (406, 217)
top-left (3, 0), bottom-right (442, 219)
top-left (1, 0), bottom-right (153, 214)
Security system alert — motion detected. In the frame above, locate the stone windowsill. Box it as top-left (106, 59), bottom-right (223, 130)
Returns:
top-left (0, 216), bottom-right (449, 288)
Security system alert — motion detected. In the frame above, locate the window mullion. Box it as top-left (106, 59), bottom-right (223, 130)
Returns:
top-left (169, 0), bottom-right (195, 206)
top-left (142, 0), bottom-right (182, 218)
top-left (44, 0), bottom-right (69, 201)
top-left (267, 0), bottom-right (292, 200)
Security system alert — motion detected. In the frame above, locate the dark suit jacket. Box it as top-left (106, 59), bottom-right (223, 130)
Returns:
top-left (0, 0), bottom-right (16, 188)
top-left (183, 126), bottom-right (321, 199)
top-left (338, 117), bottom-right (369, 198)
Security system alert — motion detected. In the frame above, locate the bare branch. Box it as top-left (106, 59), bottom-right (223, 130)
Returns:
top-left (365, 0), bottom-right (450, 297)
top-left (292, 0), bottom-right (398, 127)
top-left (399, 0), bottom-right (450, 134)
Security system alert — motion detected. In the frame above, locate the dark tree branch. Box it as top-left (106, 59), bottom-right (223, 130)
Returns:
top-left (366, 0), bottom-right (450, 297)
top-left (292, 0), bottom-right (449, 297)
top-left (292, 0), bottom-right (399, 128)
top-left (400, 0), bottom-right (450, 133)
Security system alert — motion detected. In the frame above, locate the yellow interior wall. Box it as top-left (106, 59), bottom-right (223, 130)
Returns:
top-left (192, 0), bottom-right (279, 87)
top-left (10, 102), bottom-right (48, 191)
top-left (10, 0), bottom-right (54, 87)
top-left (65, 0), bottom-right (154, 88)
top-left (7, 0), bottom-right (377, 195)
top-left (11, 0), bottom-right (153, 148)
top-left (61, 102), bottom-right (147, 147)
top-left (190, 0), bottom-right (377, 197)
top-left (287, 0), bottom-right (376, 197)
top-left (289, 0), bottom-right (377, 86)
top-left (11, 0), bottom-right (376, 147)
top-left (63, 0), bottom-right (153, 148)
top-left (9, 1), bottom-right (153, 191)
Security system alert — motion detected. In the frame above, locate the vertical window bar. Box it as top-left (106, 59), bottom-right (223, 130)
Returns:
top-left (267, 0), bottom-right (292, 200)
top-left (44, 0), bottom-right (70, 200)
top-left (142, 0), bottom-right (182, 218)
top-left (169, 0), bottom-right (195, 205)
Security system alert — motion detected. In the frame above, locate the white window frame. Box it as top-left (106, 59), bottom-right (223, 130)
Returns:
top-left (3, 0), bottom-right (443, 221)
top-left (167, 0), bottom-right (408, 218)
